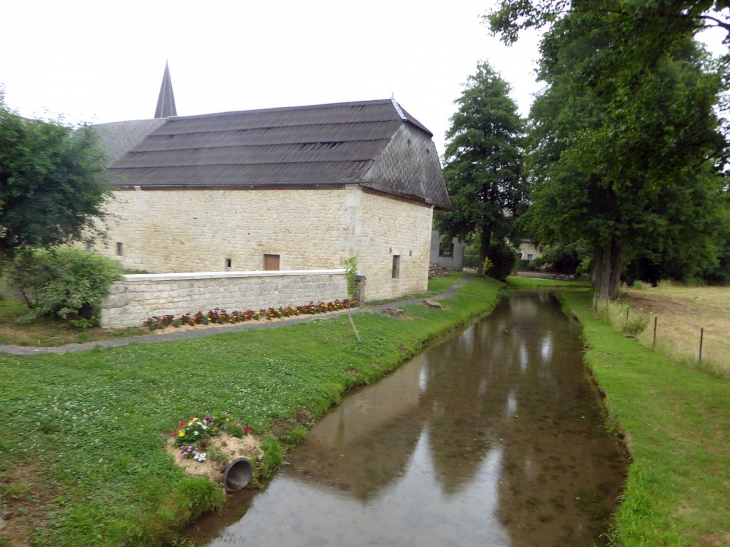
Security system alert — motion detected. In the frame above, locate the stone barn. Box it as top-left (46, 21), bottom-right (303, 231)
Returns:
top-left (92, 70), bottom-right (451, 304)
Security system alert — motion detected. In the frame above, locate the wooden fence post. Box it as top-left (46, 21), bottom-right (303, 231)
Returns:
top-left (625, 307), bottom-right (630, 329)
top-left (699, 327), bottom-right (704, 363)
top-left (652, 316), bottom-right (658, 350)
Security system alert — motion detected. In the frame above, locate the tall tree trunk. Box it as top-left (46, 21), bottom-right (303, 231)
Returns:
top-left (477, 225), bottom-right (493, 277)
top-left (598, 243), bottom-right (612, 300)
top-left (0, 239), bottom-right (7, 279)
top-left (608, 241), bottom-right (625, 300)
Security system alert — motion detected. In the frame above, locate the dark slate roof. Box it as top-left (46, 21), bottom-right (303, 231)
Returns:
top-left (93, 119), bottom-right (166, 164)
top-left (102, 99), bottom-right (451, 209)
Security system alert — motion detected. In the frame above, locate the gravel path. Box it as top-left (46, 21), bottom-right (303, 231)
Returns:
top-left (0, 276), bottom-right (473, 356)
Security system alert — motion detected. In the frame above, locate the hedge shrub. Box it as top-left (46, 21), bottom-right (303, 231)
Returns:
top-left (5, 247), bottom-right (122, 323)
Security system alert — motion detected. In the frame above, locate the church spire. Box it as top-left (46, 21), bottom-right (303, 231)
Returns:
top-left (154, 61), bottom-right (177, 119)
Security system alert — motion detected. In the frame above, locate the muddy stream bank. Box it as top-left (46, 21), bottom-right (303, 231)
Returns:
top-left (186, 291), bottom-right (626, 546)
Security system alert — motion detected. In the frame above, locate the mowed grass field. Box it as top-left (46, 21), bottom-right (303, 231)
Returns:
top-left (621, 284), bottom-right (730, 377)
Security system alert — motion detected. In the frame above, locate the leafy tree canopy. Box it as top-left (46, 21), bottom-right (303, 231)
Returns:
top-left (0, 90), bottom-right (112, 272)
top-left (490, 0), bottom-right (729, 297)
top-left (435, 61), bottom-right (528, 276)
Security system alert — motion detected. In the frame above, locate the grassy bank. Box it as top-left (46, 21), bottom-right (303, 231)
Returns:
top-left (506, 275), bottom-right (591, 289)
top-left (0, 276), bottom-right (502, 547)
top-left (560, 290), bottom-right (730, 546)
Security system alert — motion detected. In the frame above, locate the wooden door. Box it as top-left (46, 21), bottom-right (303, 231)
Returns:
top-left (264, 254), bottom-right (280, 271)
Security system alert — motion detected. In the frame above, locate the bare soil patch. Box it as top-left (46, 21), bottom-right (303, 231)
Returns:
top-left (166, 433), bottom-right (263, 486)
top-left (622, 285), bottom-right (730, 376)
top-left (270, 407), bottom-right (312, 439)
top-left (0, 466), bottom-right (58, 547)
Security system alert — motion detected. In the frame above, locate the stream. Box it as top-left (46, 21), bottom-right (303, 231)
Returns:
top-left (186, 291), bottom-right (626, 546)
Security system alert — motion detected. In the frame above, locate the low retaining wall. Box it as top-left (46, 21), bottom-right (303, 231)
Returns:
top-left (101, 269), bottom-right (347, 329)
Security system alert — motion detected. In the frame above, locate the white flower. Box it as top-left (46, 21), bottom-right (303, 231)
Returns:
top-left (194, 431), bottom-right (199, 436)
top-left (194, 453), bottom-right (207, 462)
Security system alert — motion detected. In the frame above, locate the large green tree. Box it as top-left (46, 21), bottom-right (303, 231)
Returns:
top-left (0, 91), bottom-right (112, 272)
top-left (491, 1), bottom-right (728, 298)
top-left (435, 61), bottom-right (527, 277)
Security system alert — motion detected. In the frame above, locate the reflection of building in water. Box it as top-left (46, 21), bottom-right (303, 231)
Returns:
top-left (286, 356), bottom-right (425, 501)
top-left (267, 293), bottom-right (625, 547)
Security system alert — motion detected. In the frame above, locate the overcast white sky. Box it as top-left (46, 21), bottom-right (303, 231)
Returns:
top-left (0, 1), bottom-right (725, 157)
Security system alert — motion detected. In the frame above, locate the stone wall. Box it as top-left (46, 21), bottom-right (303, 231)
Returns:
top-left (95, 186), bottom-right (355, 273)
top-left (357, 189), bottom-right (432, 301)
top-left (101, 270), bottom-right (346, 329)
top-left (94, 184), bottom-right (432, 304)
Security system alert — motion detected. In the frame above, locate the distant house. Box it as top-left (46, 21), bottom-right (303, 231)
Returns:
top-left (429, 231), bottom-right (465, 271)
top-left (517, 239), bottom-right (542, 262)
top-left (92, 65), bottom-right (452, 301)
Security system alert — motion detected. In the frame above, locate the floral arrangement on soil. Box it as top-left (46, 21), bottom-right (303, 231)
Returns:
top-left (173, 413), bottom-right (252, 462)
top-left (143, 299), bottom-right (359, 330)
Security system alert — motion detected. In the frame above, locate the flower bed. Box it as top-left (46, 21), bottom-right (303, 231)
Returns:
top-left (167, 413), bottom-right (263, 486)
top-left (172, 412), bottom-right (252, 462)
top-left (143, 299), bottom-right (358, 331)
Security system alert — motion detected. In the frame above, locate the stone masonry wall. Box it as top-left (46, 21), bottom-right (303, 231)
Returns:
top-left (95, 185), bottom-right (432, 304)
top-left (95, 187), bottom-right (356, 273)
top-left (356, 190), bottom-right (433, 301)
top-left (101, 270), bottom-right (346, 328)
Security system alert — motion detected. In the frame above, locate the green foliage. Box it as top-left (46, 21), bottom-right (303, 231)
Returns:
top-left (531, 242), bottom-right (587, 275)
top-left (206, 445), bottom-right (227, 464)
top-left (344, 256), bottom-right (358, 298)
top-left (68, 316), bottom-right (100, 329)
top-left (3, 481), bottom-right (27, 500)
top-left (481, 257), bottom-right (494, 277)
top-left (260, 435), bottom-right (284, 478)
top-left (490, 0), bottom-right (729, 299)
top-left (435, 61), bottom-right (527, 276)
top-left (486, 240), bottom-right (517, 281)
top-left (0, 92), bottom-right (112, 271)
top-left (4, 247), bottom-right (122, 322)
top-left (632, 280), bottom-right (648, 290)
top-left (464, 250), bottom-right (479, 268)
top-left (623, 315), bottom-right (649, 337)
top-left (283, 425), bottom-right (307, 447)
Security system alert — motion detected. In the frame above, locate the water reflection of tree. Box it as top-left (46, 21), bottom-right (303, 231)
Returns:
top-left (421, 293), bottom-right (567, 496)
top-left (281, 293), bottom-right (624, 544)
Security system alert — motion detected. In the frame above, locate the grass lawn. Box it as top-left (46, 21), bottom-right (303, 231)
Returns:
top-left (505, 275), bottom-right (592, 289)
top-left (0, 299), bottom-right (146, 347)
top-left (619, 284), bottom-right (730, 377)
top-left (561, 290), bottom-right (730, 547)
top-left (365, 270), bottom-right (467, 306)
top-left (0, 277), bottom-right (502, 547)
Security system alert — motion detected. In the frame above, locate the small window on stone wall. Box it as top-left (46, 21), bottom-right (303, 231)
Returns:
top-left (264, 254), bottom-right (280, 271)
top-left (392, 255), bottom-right (400, 279)
top-left (116, 242), bottom-right (123, 256)
top-left (226, 258), bottom-right (232, 270)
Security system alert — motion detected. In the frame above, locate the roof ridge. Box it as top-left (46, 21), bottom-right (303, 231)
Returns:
top-left (123, 138), bottom-right (389, 153)
top-left (165, 99), bottom-right (394, 122)
top-left (150, 119), bottom-right (401, 136)
top-left (112, 160), bottom-right (376, 168)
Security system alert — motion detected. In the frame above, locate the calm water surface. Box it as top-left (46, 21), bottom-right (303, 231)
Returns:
top-left (187, 292), bottom-right (626, 547)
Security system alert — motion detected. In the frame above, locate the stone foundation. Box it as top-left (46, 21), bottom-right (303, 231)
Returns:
top-left (101, 269), bottom-right (346, 329)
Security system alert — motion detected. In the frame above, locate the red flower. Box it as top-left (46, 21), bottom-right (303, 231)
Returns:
top-left (179, 422), bottom-right (186, 427)
top-left (244, 425), bottom-right (252, 434)
top-left (201, 443), bottom-right (207, 448)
